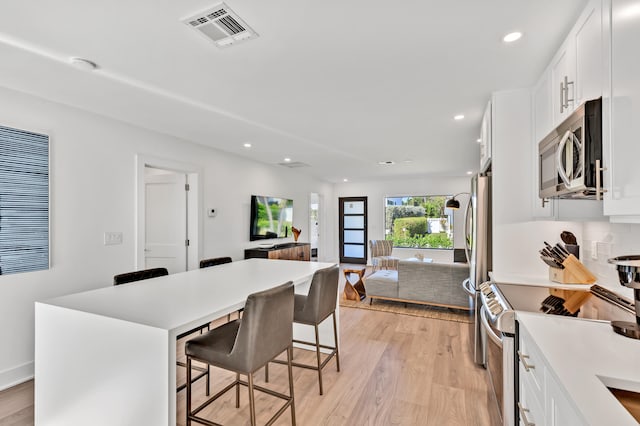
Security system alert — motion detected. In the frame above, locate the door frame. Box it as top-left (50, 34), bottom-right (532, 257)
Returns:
top-left (339, 196), bottom-right (368, 264)
top-left (135, 154), bottom-right (202, 271)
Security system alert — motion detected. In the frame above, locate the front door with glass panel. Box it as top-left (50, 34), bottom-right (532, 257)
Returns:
top-left (339, 197), bottom-right (367, 264)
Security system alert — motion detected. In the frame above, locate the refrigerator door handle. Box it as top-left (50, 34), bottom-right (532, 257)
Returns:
top-left (463, 197), bottom-right (473, 263)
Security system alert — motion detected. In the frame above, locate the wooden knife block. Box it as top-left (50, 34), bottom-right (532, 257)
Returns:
top-left (548, 254), bottom-right (597, 284)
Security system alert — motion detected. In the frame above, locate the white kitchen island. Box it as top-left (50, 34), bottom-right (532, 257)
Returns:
top-left (34, 259), bottom-right (337, 426)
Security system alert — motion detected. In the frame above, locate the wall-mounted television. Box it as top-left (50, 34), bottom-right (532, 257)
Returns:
top-left (250, 195), bottom-right (293, 241)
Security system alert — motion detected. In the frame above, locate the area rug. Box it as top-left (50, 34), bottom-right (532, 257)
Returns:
top-left (339, 296), bottom-right (472, 323)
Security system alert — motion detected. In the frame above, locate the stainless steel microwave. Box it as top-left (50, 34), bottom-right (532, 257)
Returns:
top-left (539, 98), bottom-right (603, 200)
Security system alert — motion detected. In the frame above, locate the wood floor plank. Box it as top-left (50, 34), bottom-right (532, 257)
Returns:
top-left (1, 305), bottom-right (501, 426)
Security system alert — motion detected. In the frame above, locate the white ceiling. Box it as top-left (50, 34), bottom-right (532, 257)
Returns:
top-left (0, 0), bottom-right (587, 183)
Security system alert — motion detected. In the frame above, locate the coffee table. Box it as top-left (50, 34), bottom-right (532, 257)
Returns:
top-left (343, 267), bottom-right (366, 301)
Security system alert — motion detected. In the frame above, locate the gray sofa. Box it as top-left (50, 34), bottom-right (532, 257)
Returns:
top-left (364, 260), bottom-right (470, 310)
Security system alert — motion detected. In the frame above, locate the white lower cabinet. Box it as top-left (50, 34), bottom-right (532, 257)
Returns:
top-left (518, 323), bottom-right (586, 426)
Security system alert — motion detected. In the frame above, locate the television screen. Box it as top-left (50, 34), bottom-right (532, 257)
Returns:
top-left (250, 195), bottom-right (293, 241)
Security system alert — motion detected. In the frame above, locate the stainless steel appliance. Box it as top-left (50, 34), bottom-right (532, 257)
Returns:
top-left (607, 256), bottom-right (640, 339)
top-left (480, 280), bottom-right (636, 426)
top-left (538, 97), bottom-right (604, 201)
top-left (461, 173), bottom-right (492, 366)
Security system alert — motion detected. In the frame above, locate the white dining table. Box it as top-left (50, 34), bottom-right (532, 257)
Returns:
top-left (34, 258), bottom-right (337, 426)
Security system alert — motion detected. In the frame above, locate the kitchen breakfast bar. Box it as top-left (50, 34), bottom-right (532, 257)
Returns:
top-left (34, 259), bottom-right (337, 426)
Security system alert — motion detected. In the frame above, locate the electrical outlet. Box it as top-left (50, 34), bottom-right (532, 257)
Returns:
top-left (591, 241), bottom-right (598, 260)
top-left (104, 232), bottom-right (123, 245)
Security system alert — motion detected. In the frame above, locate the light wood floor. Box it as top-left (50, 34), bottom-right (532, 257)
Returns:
top-left (0, 306), bottom-right (500, 426)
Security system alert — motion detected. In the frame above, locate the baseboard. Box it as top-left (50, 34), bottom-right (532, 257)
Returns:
top-left (0, 361), bottom-right (34, 391)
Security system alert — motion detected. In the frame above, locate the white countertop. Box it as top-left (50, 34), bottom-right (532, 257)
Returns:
top-left (41, 259), bottom-right (336, 333)
top-left (516, 312), bottom-right (640, 426)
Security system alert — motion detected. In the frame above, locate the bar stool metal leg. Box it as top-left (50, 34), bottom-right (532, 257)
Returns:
top-left (186, 357), bottom-right (192, 426)
top-left (235, 373), bottom-right (240, 408)
top-left (333, 312), bottom-right (340, 372)
top-left (248, 373), bottom-right (257, 426)
top-left (287, 345), bottom-right (296, 426)
top-left (314, 324), bottom-right (323, 395)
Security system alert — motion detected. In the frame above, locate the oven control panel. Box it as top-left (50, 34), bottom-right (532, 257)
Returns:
top-left (479, 281), bottom-right (516, 334)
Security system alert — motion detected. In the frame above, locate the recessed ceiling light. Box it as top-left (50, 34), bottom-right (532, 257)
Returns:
top-left (69, 57), bottom-right (98, 71)
top-left (466, 171), bottom-right (473, 175)
top-left (343, 178), bottom-right (348, 182)
top-left (284, 158), bottom-right (291, 162)
top-left (377, 160), bottom-right (395, 165)
top-left (476, 138), bottom-right (482, 143)
top-left (454, 114), bottom-right (465, 121)
top-left (243, 143), bottom-right (252, 148)
top-left (503, 32), bottom-right (523, 43)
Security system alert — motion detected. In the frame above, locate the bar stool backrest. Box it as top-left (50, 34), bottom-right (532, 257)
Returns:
top-left (199, 257), bottom-right (232, 268)
top-left (113, 267), bottom-right (168, 285)
top-left (231, 281), bottom-right (294, 373)
top-left (301, 266), bottom-right (340, 323)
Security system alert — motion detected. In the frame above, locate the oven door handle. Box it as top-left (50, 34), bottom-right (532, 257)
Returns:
top-left (461, 278), bottom-right (474, 296)
top-left (480, 305), bottom-right (503, 348)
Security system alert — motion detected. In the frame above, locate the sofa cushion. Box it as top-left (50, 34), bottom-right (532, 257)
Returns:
top-left (364, 270), bottom-right (398, 298)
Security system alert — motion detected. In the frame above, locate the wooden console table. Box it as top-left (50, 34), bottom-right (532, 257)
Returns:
top-left (244, 242), bottom-right (310, 261)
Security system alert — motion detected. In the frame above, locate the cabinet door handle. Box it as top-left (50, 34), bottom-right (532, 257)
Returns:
top-left (564, 75), bottom-right (574, 107)
top-left (560, 81), bottom-right (565, 113)
top-left (518, 350), bottom-right (535, 372)
top-left (518, 402), bottom-right (536, 426)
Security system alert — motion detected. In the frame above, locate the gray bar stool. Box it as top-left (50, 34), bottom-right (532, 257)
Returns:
top-left (267, 265), bottom-right (340, 395)
top-left (185, 281), bottom-right (296, 426)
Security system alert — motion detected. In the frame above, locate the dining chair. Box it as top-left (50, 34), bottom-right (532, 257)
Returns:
top-left (185, 281), bottom-right (296, 426)
top-left (266, 265), bottom-right (340, 395)
top-left (113, 267), bottom-right (210, 395)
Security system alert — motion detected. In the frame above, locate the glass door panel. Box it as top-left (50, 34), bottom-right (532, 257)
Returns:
top-left (339, 197), bottom-right (367, 264)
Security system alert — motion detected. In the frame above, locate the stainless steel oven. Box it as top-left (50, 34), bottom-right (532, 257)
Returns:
top-left (539, 97), bottom-right (603, 200)
top-left (480, 280), bottom-right (637, 426)
top-left (479, 281), bottom-right (516, 426)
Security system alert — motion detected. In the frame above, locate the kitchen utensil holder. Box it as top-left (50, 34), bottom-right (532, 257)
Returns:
top-left (548, 254), bottom-right (597, 284)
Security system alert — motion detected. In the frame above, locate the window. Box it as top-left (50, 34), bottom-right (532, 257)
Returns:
top-left (0, 125), bottom-right (49, 275)
top-left (384, 195), bottom-right (453, 249)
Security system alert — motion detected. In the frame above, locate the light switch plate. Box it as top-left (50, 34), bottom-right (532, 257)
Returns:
top-left (104, 232), bottom-right (123, 245)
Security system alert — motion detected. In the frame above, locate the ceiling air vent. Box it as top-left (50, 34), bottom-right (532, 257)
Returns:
top-left (278, 161), bottom-right (310, 168)
top-left (182, 3), bottom-right (258, 48)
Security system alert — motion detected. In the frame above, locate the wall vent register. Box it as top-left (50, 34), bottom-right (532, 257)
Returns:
top-left (183, 2), bottom-right (259, 48)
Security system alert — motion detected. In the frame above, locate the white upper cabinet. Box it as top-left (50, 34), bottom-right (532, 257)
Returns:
top-left (533, 71), bottom-right (553, 144)
top-left (548, 0), bottom-right (603, 128)
top-left (479, 100), bottom-right (492, 172)
top-left (574, 0), bottom-right (603, 105)
top-left (602, 0), bottom-right (640, 219)
top-left (551, 38), bottom-right (577, 125)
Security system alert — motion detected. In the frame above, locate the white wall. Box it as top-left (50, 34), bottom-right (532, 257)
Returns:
top-left (333, 176), bottom-right (470, 264)
top-left (0, 86), bottom-right (335, 389)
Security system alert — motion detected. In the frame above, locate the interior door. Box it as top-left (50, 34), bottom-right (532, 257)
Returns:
top-left (145, 171), bottom-right (188, 273)
top-left (339, 197), bottom-right (367, 264)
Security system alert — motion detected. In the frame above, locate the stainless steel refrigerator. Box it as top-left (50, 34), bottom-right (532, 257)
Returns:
top-left (462, 173), bottom-right (492, 366)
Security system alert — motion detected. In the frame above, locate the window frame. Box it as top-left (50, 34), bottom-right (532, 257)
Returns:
top-left (382, 194), bottom-right (454, 250)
